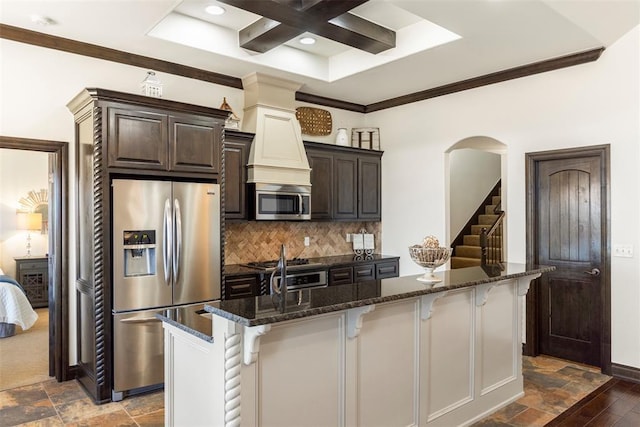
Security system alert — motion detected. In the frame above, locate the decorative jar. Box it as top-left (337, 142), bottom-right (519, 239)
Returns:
top-left (335, 128), bottom-right (349, 146)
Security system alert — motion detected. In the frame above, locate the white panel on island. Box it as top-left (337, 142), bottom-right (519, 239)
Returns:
top-left (160, 264), bottom-right (553, 426)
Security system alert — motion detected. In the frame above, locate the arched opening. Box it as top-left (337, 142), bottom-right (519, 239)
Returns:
top-left (445, 137), bottom-right (507, 268)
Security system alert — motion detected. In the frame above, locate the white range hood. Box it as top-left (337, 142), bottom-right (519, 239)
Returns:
top-left (241, 72), bottom-right (311, 188)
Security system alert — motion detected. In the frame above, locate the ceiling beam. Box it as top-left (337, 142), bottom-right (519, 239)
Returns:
top-left (219, 0), bottom-right (395, 54)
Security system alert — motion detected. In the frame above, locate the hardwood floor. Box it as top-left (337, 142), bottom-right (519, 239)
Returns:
top-left (0, 355), bottom-right (636, 426)
top-left (546, 378), bottom-right (640, 427)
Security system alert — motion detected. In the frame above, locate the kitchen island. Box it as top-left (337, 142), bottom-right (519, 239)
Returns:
top-left (160, 263), bottom-right (553, 427)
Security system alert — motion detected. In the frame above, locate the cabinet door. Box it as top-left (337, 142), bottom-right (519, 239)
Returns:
top-left (375, 260), bottom-right (399, 279)
top-left (329, 266), bottom-right (353, 286)
top-left (108, 107), bottom-right (168, 170)
top-left (307, 150), bottom-right (333, 219)
top-left (169, 114), bottom-right (221, 174)
top-left (358, 156), bottom-right (381, 220)
top-left (224, 132), bottom-right (252, 220)
top-left (353, 263), bottom-right (375, 282)
top-left (225, 275), bottom-right (259, 300)
top-left (333, 154), bottom-right (358, 220)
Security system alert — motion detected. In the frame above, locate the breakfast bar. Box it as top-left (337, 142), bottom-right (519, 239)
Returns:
top-left (160, 264), bottom-right (554, 426)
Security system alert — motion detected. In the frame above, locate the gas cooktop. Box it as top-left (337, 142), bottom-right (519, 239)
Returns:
top-left (242, 258), bottom-right (324, 272)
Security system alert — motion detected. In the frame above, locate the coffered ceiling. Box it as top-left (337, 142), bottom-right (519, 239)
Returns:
top-left (0, 0), bottom-right (638, 106)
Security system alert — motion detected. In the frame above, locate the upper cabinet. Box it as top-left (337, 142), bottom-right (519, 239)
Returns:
top-left (68, 88), bottom-right (228, 177)
top-left (224, 130), bottom-right (253, 220)
top-left (305, 141), bottom-right (382, 221)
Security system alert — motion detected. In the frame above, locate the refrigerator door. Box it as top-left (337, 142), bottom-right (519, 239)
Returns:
top-left (112, 179), bottom-right (173, 311)
top-left (172, 182), bottom-right (221, 305)
top-left (112, 309), bottom-right (164, 392)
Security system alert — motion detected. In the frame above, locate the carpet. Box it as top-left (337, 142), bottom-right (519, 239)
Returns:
top-left (0, 307), bottom-right (51, 391)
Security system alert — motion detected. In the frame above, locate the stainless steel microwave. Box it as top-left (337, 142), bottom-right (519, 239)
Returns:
top-left (251, 183), bottom-right (311, 220)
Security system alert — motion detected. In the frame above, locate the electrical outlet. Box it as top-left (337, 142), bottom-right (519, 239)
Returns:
top-left (613, 244), bottom-right (633, 258)
top-left (304, 236), bottom-right (310, 247)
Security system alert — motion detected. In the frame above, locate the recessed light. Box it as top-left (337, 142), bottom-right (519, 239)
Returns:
top-left (205, 5), bottom-right (226, 16)
top-left (299, 37), bottom-right (316, 45)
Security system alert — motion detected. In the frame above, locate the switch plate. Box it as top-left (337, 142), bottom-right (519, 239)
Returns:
top-left (304, 236), bottom-right (310, 247)
top-left (613, 244), bottom-right (633, 258)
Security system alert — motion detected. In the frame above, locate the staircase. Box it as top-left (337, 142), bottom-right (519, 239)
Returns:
top-left (451, 191), bottom-right (502, 269)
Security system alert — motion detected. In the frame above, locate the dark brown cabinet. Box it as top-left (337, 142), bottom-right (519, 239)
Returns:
top-left (375, 259), bottom-right (399, 279)
top-left (306, 150), bottom-right (333, 219)
top-left (329, 258), bottom-right (398, 286)
top-left (305, 142), bottom-right (382, 221)
top-left (107, 106), bottom-right (222, 174)
top-left (224, 130), bottom-right (253, 220)
top-left (14, 256), bottom-right (49, 308)
top-left (225, 274), bottom-right (260, 300)
top-left (67, 88), bottom-right (229, 403)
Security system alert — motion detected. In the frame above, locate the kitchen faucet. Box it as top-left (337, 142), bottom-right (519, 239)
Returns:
top-left (270, 244), bottom-right (288, 311)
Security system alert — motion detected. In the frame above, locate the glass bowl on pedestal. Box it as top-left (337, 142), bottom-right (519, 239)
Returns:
top-left (408, 246), bottom-right (452, 283)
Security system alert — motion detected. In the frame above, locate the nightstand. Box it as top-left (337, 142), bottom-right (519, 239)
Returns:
top-left (14, 255), bottom-right (49, 308)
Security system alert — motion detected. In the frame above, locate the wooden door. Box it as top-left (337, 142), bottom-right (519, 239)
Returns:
top-left (107, 107), bottom-right (168, 170)
top-left (169, 113), bottom-right (221, 174)
top-left (333, 154), bottom-right (358, 220)
top-left (224, 131), bottom-right (252, 220)
top-left (527, 146), bottom-right (610, 369)
top-left (357, 155), bottom-right (381, 220)
top-left (306, 149), bottom-right (333, 219)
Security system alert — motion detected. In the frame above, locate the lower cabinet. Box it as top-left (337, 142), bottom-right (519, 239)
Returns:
top-left (375, 260), bottom-right (399, 279)
top-left (224, 275), bottom-right (259, 300)
top-left (329, 258), bottom-right (398, 286)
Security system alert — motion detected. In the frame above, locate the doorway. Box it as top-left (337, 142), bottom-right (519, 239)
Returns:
top-left (445, 136), bottom-right (506, 251)
top-left (0, 136), bottom-right (71, 382)
top-left (525, 145), bottom-right (611, 374)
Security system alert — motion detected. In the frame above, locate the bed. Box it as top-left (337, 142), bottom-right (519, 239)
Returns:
top-left (0, 267), bottom-right (38, 338)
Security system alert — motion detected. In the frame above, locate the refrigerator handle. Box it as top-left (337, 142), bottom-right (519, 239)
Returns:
top-left (163, 198), bottom-right (172, 285)
top-left (173, 198), bottom-right (182, 284)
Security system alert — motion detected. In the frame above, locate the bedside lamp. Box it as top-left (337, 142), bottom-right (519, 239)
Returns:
top-left (17, 212), bottom-right (42, 257)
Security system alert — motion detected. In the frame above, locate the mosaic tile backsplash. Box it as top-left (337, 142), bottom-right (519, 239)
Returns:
top-left (225, 221), bottom-right (382, 264)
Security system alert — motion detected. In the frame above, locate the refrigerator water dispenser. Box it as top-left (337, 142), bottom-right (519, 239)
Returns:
top-left (123, 230), bottom-right (156, 277)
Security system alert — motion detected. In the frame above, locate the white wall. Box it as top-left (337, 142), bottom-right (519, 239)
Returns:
top-left (0, 149), bottom-right (49, 277)
top-left (374, 26), bottom-right (640, 369)
top-left (448, 148), bottom-right (501, 240)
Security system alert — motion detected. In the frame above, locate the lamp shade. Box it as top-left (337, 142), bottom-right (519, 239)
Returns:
top-left (17, 212), bottom-right (42, 231)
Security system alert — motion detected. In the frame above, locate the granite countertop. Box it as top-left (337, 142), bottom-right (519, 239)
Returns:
top-left (224, 254), bottom-right (400, 276)
top-left (205, 263), bottom-right (555, 328)
top-left (156, 302), bottom-right (221, 342)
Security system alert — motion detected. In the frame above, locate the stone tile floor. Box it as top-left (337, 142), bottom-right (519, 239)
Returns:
top-left (0, 355), bottom-right (615, 426)
top-left (0, 379), bottom-right (163, 426)
top-left (473, 355), bottom-right (613, 426)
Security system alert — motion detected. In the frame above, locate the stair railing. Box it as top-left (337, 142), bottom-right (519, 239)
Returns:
top-left (480, 210), bottom-right (505, 269)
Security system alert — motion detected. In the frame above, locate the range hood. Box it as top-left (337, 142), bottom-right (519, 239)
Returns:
top-left (241, 72), bottom-right (311, 189)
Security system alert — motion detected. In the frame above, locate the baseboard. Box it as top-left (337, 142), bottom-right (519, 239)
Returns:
top-left (611, 362), bottom-right (640, 384)
top-left (62, 364), bottom-right (79, 382)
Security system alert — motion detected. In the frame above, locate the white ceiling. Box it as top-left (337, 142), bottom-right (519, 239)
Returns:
top-left (1, 0), bottom-right (638, 105)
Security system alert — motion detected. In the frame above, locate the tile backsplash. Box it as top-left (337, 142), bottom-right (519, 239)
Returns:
top-left (225, 221), bottom-right (381, 264)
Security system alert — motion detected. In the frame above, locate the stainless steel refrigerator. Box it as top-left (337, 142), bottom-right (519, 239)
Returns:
top-left (111, 179), bottom-right (220, 400)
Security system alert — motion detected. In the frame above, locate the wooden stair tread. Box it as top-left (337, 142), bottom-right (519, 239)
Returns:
top-left (452, 185), bottom-right (503, 269)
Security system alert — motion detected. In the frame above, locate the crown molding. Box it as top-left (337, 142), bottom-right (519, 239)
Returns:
top-left (1, 24), bottom-right (604, 114)
top-left (0, 24), bottom-right (243, 89)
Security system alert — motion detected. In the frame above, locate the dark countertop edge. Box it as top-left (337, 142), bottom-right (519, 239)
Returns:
top-left (206, 265), bottom-right (555, 327)
top-left (156, 312), bottom-right (214, 343)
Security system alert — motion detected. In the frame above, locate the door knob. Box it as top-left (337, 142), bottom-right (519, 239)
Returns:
top-left (584, 268), bottom-right (601, 276)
